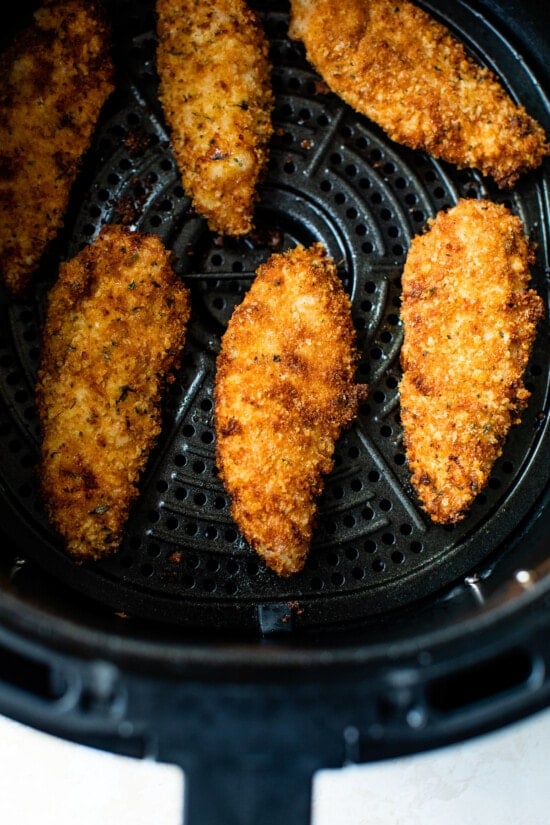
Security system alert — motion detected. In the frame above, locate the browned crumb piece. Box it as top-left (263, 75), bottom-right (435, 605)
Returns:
top-left (399, 199), bottom-right (544, 524)
top-left (214, 243), bottom-right (367, 576)
top-left (0, 0), bottom-right (114, 296)
top-left (36, 225), bottom-right (191, 560)
top-left (156, 0), bottom-right (274, 236)
top-left (289, 0), bottom-right (548, 187)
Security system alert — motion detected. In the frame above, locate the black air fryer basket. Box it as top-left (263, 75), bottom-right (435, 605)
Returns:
top-left (0, 1), bottom-right (549, 823)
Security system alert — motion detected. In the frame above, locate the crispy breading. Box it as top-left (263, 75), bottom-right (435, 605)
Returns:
top-left (156, 0), bottom-right (274, 236)
top-left (399, 199), bottom-right (544, 524)
top-left (289, 0), bottom-right (548, 187)
top-left (214, 243), bottom-right (366, 576)
top-left (36, 225), bottom-right (191, 560)
top-left (0, 0), bottom-right (114, 296)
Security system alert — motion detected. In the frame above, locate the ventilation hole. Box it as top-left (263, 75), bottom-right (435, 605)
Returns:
top-left (226, 559), bottom-right (239, 575)
top-left (372, 558), bottom-right (386, 573)
top-left (166, 516), bottom-right (179, 531)
top-left (382, 532), bottom-right (395, 546)
top-left (200, 398), bottom-right (213, 412)
top-left (201, 430), bottom-right (214, 445)
top-left (181, 574), bottom-right (195, 589)
top-left (147, 544), bottom-right (161, 558)
top-left (391, 550), bottom-right (405, 564)
top-left (379, 499), bottom-right (392, 512)
top-left (140, 563), bottom-right (154, 577)
top-left (310, 576), bottom-right (323, 591)
top-left (247, 560), bottom-right (260, 576)
top-left (364, 539), bottom-right (376, 553)
top-left (400, 523), bottom-right (413, 536)
top-left (225, 527), bottom-right (238, 543)
top-left (362, 506), bottom-right (374, 521)
top-left (148, 510), bottom-right (160, 524)
top-left (411, 541), bottom-right (423, 553)
top-left (174, 453), bottom-right (186, 467)
top-left (194, 492), bottom-right (206, 506)
top-left (331, 572), bottom-right (345, 586)
top-left (380, 425), bottom-right (392, 438)
top-left (352, 566), bottom-right (365, 580)
top-left (214, 495), bottom-right (226, 510)
top-left (502, 461), bottom-right (514, 474)
top-left (345, 547), bottom-right (359, 561)
top-left (350, 479), bottom-right (363, 492)
top-left (175, 486), bottom-right (187, 501)
top-left (394, 453), bottom-right (406, 466)
top-left (182, 424), bottom-right (196, 437)
top-left (368, 470), bottom-right (380, 482)
top-left (120, 555), bottom-right (133, 569)
top-left (156, 480), bottom-right (168, 493)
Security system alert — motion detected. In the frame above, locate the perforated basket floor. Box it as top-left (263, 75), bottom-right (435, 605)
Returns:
top-left (0, 0), bottom-right (548, 632)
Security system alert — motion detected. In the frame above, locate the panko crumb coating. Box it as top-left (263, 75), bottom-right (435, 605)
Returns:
top-left (0, 0), bottom-right (114, 296)
top-left (156, 0), bottom-right (274, 236)
top-left (399, 199), bottom-right (544, 524)
top-left (215, 243), bottom-right (367, 576)
top-left (289, 0), bottom-right (548, 188)
top-left (36, 225), bottom-right (191, 560)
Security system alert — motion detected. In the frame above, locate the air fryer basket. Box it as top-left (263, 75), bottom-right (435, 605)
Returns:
top-left (0, 1), bottom-right (548, 824)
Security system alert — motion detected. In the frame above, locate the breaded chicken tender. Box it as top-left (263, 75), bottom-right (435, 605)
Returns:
top-left (156, 0), bottom-right (274, 236)
top-left (0, 0), bottom-right (114, 296)
top-left (36, 225), bottom-right (191, 560)
top-left (289, 0), bottom-right (548, 188)
top-left (215, 243), bottom-right (366, 576)
top-left (399, 199), bottom-right (544, 524)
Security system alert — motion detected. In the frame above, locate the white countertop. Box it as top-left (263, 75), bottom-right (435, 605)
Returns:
top-left (1, 705), bottom-right (549, 824)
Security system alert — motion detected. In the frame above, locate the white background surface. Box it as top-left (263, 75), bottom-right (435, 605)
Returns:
top-left (1, 704), bottom-right (550, 824)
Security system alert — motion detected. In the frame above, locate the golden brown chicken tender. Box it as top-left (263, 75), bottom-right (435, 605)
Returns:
top-left (36, 225), bottom-right (191, 560)
top-left (399, 199), bottom-right (544, 524)
top-left (289, 0), bottom-right (548, 188)
top-left (156, 0), bottom-right (274, 236)
top-left (214, 243), bottom-right (367, 576)
top-left (0, 0), bottom-right (114, 296)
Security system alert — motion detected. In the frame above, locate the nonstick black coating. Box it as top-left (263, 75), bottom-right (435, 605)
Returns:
top-left (0, 0), bottom-right (548, 636)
